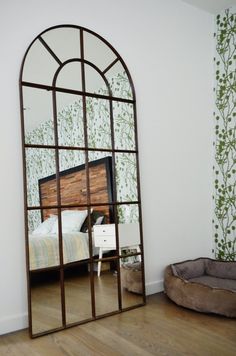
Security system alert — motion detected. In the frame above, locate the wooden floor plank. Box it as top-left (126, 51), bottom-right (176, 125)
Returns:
top-left (0, 293), bottom-right (235, 356)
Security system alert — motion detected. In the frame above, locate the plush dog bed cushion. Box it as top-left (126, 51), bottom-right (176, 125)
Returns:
top-left (206, 261), bottom-right (236, 280)
top-left (189, 276), bottom-right (236, 291)
top-left (171, 259), bottom-right (205, 279)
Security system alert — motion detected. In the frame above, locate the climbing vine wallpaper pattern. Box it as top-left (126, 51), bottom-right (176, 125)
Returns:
top-left (213, 7), bottom-right (236, 261)
top-left (26, 72), bottom-right (138, 231)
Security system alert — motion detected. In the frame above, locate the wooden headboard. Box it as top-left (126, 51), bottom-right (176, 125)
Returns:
top-left (39, 157), bottom-right (113, 222)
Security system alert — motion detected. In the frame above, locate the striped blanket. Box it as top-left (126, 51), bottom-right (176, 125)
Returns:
top-left (29, 232), bottom-right (91, 270)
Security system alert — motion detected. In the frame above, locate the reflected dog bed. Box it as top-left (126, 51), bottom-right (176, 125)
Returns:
top-left (164, 258), bottom-right (236, 317)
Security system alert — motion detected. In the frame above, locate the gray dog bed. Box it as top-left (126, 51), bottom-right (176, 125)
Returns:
top-left (164, 258), bottom-right (236, 317)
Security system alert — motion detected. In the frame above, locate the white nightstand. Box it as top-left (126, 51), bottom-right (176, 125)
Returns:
top-left (93, 223), bottom-right (141, 277)
top-left (94, 224), bottom-right (116, 277)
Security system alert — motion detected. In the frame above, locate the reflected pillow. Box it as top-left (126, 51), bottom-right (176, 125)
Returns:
top-left (51, 210), bottom-right (88, 234)
top-left (80, 211), bottom-right (105, 233)
top-left (32, 215), bottom-right (57, 235)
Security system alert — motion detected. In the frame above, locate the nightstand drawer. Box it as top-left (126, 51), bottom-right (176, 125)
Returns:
top-left (94, 224), bottom-right (115, 236)
top-left (94, 235), bottom-right (116, 248)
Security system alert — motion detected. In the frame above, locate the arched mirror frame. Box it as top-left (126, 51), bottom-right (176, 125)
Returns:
top-left (19, 24), bottom-right (146, 338)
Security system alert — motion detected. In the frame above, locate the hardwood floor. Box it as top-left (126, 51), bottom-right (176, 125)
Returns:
top-left (0, 292), bottom-right (236, 355)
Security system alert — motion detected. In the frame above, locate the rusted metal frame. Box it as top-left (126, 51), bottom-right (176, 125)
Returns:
top-left (132, 103), bottom-right (146, 304)
top-left (20, 23), bottom-right (146, 338)
top-left (51, 88), bottom-right (66, 327)
top-left (19, 82), bottom-right (33, 337)
top-left (21, 81), bottom-right (135, 104)
top-left (26, 200), bottom-right (141, 211)
top-left (107, 99), bottom-right (122, 311)
top-left (24, 143), bottom-right (137, 154)
top-left (93, 255), bottom-right (119, 263)
top-left (80, 28), bottom-right (96, 319)
top-left (102, 57), bottom-right (119, 74)
top-left (38, 36), bottom-right (62, 65)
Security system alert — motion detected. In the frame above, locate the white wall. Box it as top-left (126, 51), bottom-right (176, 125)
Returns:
top-left (0, 0), bottom-right (214, 334)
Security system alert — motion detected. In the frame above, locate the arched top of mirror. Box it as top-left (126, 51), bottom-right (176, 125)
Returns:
top-left (20, 25), bottom-right (135, 101)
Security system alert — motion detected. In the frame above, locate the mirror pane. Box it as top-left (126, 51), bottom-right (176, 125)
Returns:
top-left (30, 269), bottom-right (62, 335)
top-left (56, 92), bottom-right (85, 147)
top-left (25, 148), bottom-right (57, 207)
top-left (64, 262), bottom-right (92, 324)
top-left (41, 27), bottom-right (81, 63)
top-left (88, 152), bottom-right (113, 205)
top-left (22, 39), bottom-right (59, 85)
top-left (60, 207), bottom-right (90, 264)
top-left (93, 221), bottom-right (117, 267)
top-left (87, 98), bottom-right (111, 149)
top-left (59, 149), bottom-right (87, 206)
top-left (83, 31), bottom-right (116, 72)
top-left (23, 87), bottom-right (54, 145)
top-left (113, 102), bottom-right (135, 150)
top-left (117, 203), bottom-right (140, 224)
top-left (56, 62), bottom-right (82, 91)
top-left (120, 255), bottom-right (144, 309)
top-left (94, 259), bottom-right (119, 316)
top-left (119, 222), bottom-right (141, 254)
top-left (84, 64), bottom-right (109, 95)
top-left (115, 153), bottom-right (138, 202)
top-left (105, 61), bottom-right (133, 100)
top-left (28, 209), bottom-right (60, 270)
top-left (117, 203), bottom-right (141, 259)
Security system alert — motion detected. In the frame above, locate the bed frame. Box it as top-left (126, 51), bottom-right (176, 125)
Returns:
top-left (38, 156), bottom-right (114, 222)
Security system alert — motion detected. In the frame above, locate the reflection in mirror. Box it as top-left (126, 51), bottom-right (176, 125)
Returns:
top-left (117, 204), bottom-right (143, 308)
top-left (113, 102), bottom-right (135, 150)
top-left (25, 148), bottom-right (57, 208)
top-left (56, 62), bottom-right (82, 91)
top-left (115, 153), bottom-right (138, 202)
top-left (60, 207), bottom-right (89, 263)
top-left (94, 259), bottom-right (119, 316)
top-left (88, 152), bottom-right (113, 205)
top-left (84, 64), bottom-right (109, 95)
top-left (41, 27), bottom-right (81, 63)
top-left (87, 98), bottom-right (111, 149)
top-left (59, 150), bottom-right (86, 206)
top-left (28, 208), bottom-right (62, 335)
top-left (118, 218), bottom-right (141, 252)
top-left (83, 31), bottom-right (116, 72)
top-left (22, 39), bottom-right (59, 85)
top-left (28, 209), bottom-right (60, 271)
top-left (64, 262), bottom-right (92, 324)
top-left (57, 92), bottom-right (84, 147)
top-left (120, 256), bottom-right (144, 309)
top-left (30, 269), bottom-right (62, 335)
top-left (23, 87), bottom-right (54, 145)
top-left (105, 60), bottom-right (133, 100)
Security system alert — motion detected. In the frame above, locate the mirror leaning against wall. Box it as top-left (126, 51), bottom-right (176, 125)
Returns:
top-left (19, 25), bottom-right (146, 338)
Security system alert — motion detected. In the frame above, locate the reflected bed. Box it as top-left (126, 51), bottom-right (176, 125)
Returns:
top-left (29, 232), bottom-right (100, 270)
top-left (29, 156), bottom-right (113, 272)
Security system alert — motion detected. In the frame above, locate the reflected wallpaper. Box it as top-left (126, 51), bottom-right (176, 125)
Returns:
top-left (213, 8), bottom-right (236, 261)
top-left (26, 73), bottom-right (138, 231)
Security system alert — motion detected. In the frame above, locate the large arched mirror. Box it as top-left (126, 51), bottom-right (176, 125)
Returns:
top-left (20, 25), bottom-right (145, 338)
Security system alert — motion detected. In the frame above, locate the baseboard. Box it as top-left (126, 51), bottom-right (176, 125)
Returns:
top-left (145, 279), bottom-right (164, 295)
top-left (0, 313), bottom-right (28, 336)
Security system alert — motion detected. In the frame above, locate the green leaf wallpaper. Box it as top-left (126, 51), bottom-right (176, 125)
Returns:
top-left (26, 72), bottom-right (138, 231)
top-left (213, 8), bottom-right (236, 261)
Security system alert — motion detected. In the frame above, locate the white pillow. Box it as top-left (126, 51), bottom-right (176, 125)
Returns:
top-left (51, 210), bottom-right (88, 234)
top-left (32, 215), bottom-right (57, 235)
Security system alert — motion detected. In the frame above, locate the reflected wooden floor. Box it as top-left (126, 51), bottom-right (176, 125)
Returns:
top-left (1, 293), bottom-right (236, 355)
top-left (31, 271), bottom-right (143, 334)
